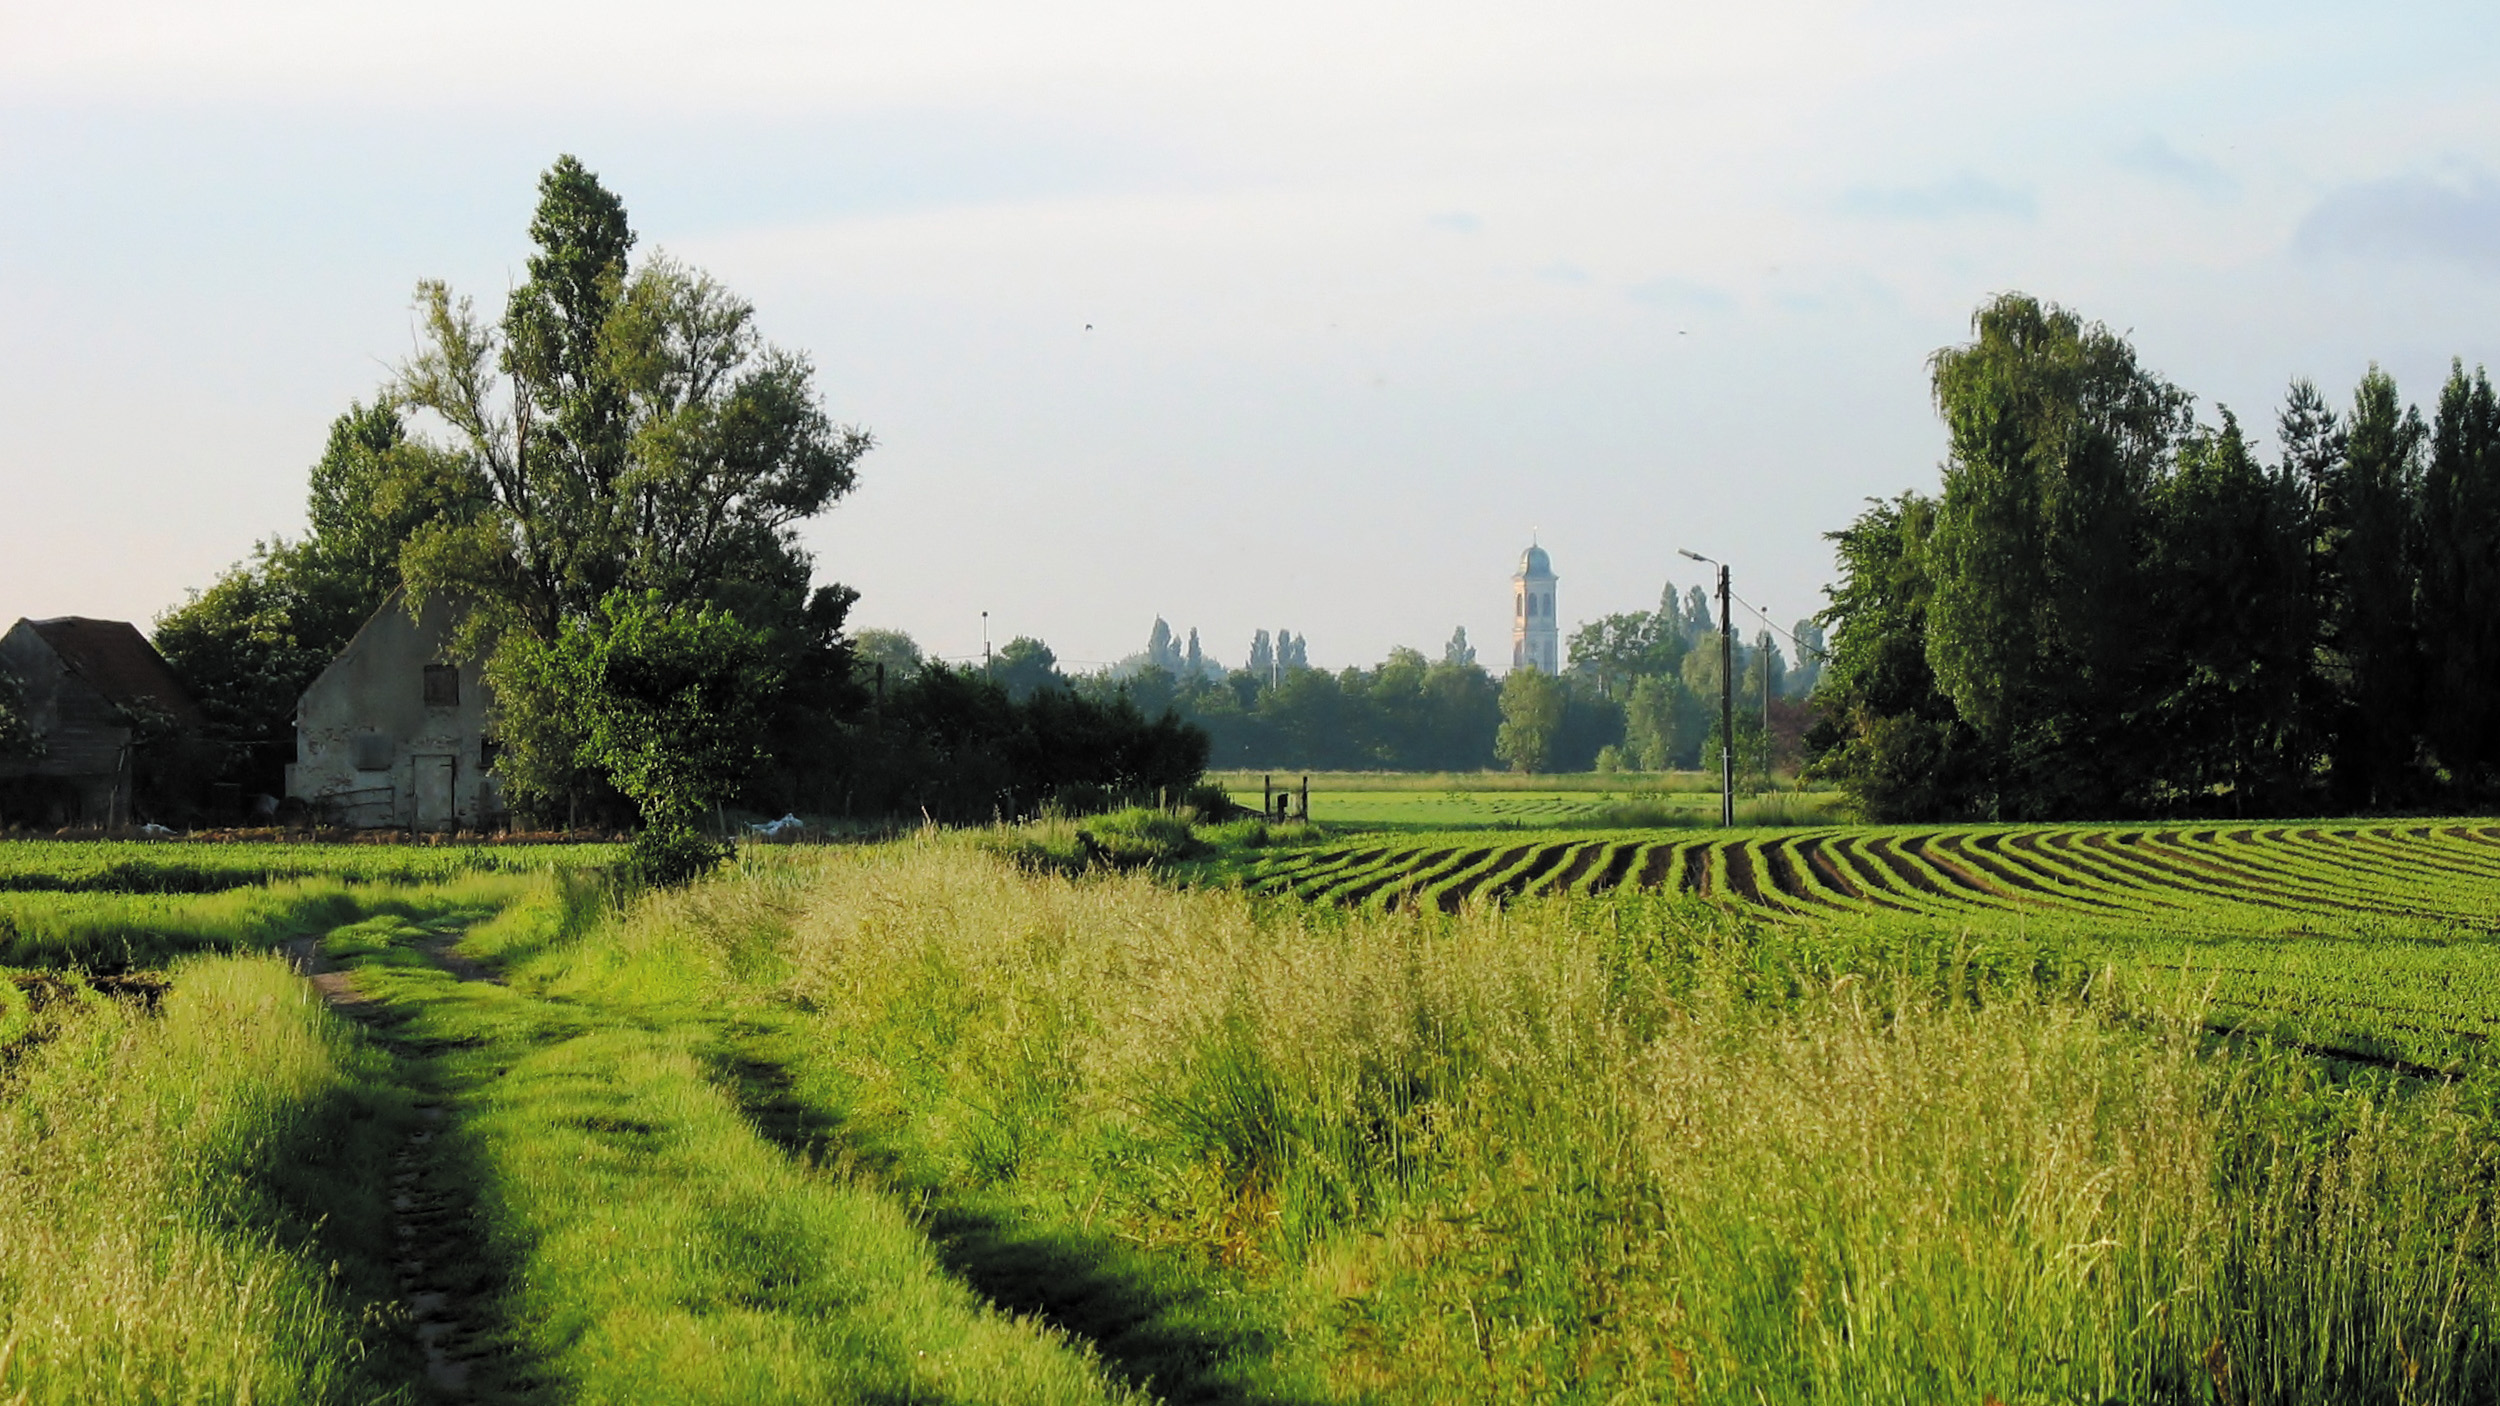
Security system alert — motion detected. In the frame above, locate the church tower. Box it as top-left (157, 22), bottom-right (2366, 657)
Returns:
top-left (1511, 543), bottom-right (1558, 674)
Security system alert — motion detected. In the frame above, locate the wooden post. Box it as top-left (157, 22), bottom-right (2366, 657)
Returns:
top-left (1300, 775), bottom-right (1309, 821)
top-left (1264, 774), bottom-right (1272, 818)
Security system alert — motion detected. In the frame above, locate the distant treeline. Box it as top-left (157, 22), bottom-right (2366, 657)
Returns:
top-left (857, 596), bottom-right (1827, 778)
top-left (772, 664), bottom-right (1209, 822)
top-left (1811, 292), bottom-right (2500, 821)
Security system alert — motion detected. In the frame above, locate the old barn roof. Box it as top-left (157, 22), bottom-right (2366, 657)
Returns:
top-left (23, 617), bottom-right (204, 729)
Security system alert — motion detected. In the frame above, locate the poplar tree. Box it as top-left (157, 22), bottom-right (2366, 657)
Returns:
top-left (2317, 368), bottom-right (2427, 808)
top-left (2419, 362), bottom-right (2500, 791)
top-left (2144, 410), bottom-right (2309, 808)
top-left (388, 154), bottom-right (874, 834)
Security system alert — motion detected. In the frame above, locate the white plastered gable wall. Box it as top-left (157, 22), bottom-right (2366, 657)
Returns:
top-left (286, 593), bottom-right (501, 829)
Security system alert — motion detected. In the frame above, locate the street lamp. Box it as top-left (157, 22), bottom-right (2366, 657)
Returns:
top-left (1678, 549), bottom-right (1735, 827)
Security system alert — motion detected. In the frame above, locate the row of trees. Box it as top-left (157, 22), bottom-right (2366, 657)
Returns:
top-left (1810, 292), bottom-right (2500, 820)
top-left (861, 624), bottom-right (1507, 771)
top-left (853, 593), bottom-right (1830, 777)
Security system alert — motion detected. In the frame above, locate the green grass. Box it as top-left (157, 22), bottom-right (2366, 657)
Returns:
top-left (1201, 772), bottom-right (1842, 830)
top-left (587, 836), bottom-right (2500, 1403)
top-left (1206, 768), bottom-right (1730, 794)
top-left (0, 874), bottom-right (543, 968)
top-left (0, 952), bottom-right (421, 1405)
top-left (1191, 819), bottom-right (2500, 1074)
top-left (319, 882), bottom-right (1149, 1405)
top-left (1, 868), bottom-right (1143, 1405)
top-left (0, 838), bottom-right (619, 893)
top-left (15, 829), bottom-right (2500, 1401)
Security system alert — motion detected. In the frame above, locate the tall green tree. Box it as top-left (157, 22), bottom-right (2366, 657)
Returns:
top-left (501, 590), bottom-right (782, 881)
top-left (1807, 493), bottom-right (1986, 820)
top-left (2273, 378), bottom-right (2344, 787)
top-left (1494, 668), bottom-right (1565, 773)
top-left (986, 637), bottom-right (1065, 703)
top-left (1925, 293), bottom-right (2189, 816)
top-left (1566, 611), bottom-right (1684, 700)
top-left (2143, 410), bottom-right (2310, 809)
top-left (1623, 673), bottom-right (1704, 771)
top-left (2316, 367), bottom-right (2428, 808)
top-left (388, 156), bottom-right (872, 823)
top-left (396, 208), bottom-right (869, 637)
top-left (2419, 362), bottom-right (2500, 792)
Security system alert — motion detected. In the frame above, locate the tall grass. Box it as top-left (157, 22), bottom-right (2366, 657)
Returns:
top-left (643, 836), bottom-right (2500, 1403)
top-left (0, 954), bottom-right (414, 1405)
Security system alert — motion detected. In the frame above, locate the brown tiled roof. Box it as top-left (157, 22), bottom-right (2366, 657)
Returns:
top-left (24, 617), bottom-right (205, 731)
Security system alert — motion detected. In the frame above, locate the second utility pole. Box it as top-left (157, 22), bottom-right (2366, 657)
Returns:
top-left (1716, 563), bottom-right (1734, 827)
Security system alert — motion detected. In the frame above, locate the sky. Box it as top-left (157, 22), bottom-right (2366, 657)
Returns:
top-left (5, 0), bottom-right (2499, 673)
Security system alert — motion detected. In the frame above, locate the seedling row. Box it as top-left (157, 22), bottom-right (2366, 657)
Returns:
top-left (1239, 822), bottom-right (2500, 931)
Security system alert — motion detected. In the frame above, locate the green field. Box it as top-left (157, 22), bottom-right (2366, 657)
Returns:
top-left (1194, 819), bottom-right (2500, 1074)
top-left (9, 824), bottom-right (2500, 1402)
top-left (1203, 769), bottom-right (1840, 829)
top-left (1210, 819), bottom-right (2500, 925)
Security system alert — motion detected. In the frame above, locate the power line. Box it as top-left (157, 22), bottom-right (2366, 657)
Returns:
top-left (1726, 591), bottom-right (1826, 664)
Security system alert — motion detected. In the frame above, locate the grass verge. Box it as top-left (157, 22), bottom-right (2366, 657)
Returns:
top-left (0, 953), bottom-right (418, 1405)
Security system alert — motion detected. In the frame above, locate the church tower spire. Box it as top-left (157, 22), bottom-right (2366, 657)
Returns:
top-left (1511, 542), bottom-right (1558, 674)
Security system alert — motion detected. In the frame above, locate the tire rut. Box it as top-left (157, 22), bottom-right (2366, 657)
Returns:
top-left (290, 925), bottom-right (523, 1402)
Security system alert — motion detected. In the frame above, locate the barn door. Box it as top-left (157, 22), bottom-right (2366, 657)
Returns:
top-left (413, 755), bottom-right (456, 831)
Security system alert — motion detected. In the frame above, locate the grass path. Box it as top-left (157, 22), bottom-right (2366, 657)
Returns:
top-left (311, 893), bottom-right (1151, 1406)
top-left (290, 914), bottom-right (537, 1400)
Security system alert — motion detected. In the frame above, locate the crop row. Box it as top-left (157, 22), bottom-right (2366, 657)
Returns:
top-left (1240, 823), bottom-right (2500, 932)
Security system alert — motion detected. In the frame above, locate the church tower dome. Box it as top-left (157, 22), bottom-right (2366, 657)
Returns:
top-left (1511, 542), bottom-right (1559, 675)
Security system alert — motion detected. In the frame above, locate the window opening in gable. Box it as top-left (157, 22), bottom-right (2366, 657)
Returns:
top-left (423, 665), bottom-right (461, 708)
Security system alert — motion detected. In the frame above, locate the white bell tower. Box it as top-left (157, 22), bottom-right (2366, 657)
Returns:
top-left (1511, 542), bottom-right (1558, 674)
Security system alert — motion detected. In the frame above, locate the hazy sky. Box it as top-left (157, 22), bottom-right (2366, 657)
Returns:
top-left (6, 1), bottom-right (2498, 672)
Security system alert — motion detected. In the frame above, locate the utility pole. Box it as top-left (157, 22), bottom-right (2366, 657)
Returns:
top-left (1679, 549), bottom-right (1736, 827)
top-left (981, 611), bottom-right (991, 667)
top-left (1760, 632), bottom-right (1772, 795)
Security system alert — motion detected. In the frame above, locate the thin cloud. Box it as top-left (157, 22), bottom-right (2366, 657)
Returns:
top-left (2293, 172), bottom-right (2500, 271)
top-left (1627, 276), bottom-right (1734, 313)
top-left (1428, 211), bottom-right (1483, 234)
top-left (1836, 172), bottom-right (2035, 221)
top-left (2114, 134), bottom-right (2234, 197)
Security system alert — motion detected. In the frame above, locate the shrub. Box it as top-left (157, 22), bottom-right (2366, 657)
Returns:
top-left (624, 828), bottom-right (732, 889)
